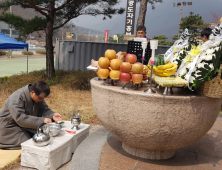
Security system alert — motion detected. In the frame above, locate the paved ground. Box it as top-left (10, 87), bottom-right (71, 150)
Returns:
top-left (15, 116), bottom-right (222, 170)
top-left (99, 115), bottom-right (222, 170)
top-left (0, 55), bottom-right (52, 77)
top-left (15, 124), bottom-right (102, 170)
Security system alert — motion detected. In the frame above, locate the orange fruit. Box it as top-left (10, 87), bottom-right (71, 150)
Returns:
top-left (98, 68), bottom-right (110, 79)
top-left (109, 70), bottom-right (121, 80)
top-left (110, 59), bottom-right (122, 70)
top-left (98, 57), bottom-right (110, 69)
top-left (105, 49), bottom-right (116, 60)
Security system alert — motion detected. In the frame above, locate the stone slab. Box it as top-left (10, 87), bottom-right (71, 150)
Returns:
top-left (70, 127), bottom-right (111, 170)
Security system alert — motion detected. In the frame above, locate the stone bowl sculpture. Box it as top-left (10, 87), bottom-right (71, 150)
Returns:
top-left (90, 79), bottom-right (222, 160)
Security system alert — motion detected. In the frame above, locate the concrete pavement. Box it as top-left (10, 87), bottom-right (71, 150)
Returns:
top-left (16, 115), bottom-right (222, 170)
top-left (99, 115), bottom-right (222, 170)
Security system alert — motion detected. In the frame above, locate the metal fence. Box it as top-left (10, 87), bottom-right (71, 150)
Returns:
top-left (55, 39), bottom-right (170, 71)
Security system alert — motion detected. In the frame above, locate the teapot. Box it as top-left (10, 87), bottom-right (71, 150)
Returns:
top-left (32, 123), bottom-right (50, 147)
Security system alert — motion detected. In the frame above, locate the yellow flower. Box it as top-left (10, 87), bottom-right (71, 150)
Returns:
top-left (184, 55), bottom-right (192, 63)
top-left (173, 47), bottom-right (178, 52)
top-left (188, 45), bottom-right (201, 58)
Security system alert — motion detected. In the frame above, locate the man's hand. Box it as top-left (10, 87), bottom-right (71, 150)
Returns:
top-left (53, 113), bottom-right (62, 122)
top-left (147, 38), bottom-right (150, 43)
top-left (44, 118), bottom-right (52, 123)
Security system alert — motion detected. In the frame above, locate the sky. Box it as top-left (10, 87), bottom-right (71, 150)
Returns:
top-left (71, 0), bottom-right (222, 40)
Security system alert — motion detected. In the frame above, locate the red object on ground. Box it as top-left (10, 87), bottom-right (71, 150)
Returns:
top-left (65, 130), bottom-right (75, 134)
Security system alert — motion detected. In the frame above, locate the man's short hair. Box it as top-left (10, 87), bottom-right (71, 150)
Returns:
top-left (33, 81), bottom-right (50, 97)
top-left (201, 28), bottom-right (212, 39)
top-left (137, 25), bottom-right (146, 32)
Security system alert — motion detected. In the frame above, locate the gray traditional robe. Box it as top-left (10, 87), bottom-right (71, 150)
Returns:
top-left (0, 84), bottom-right (54, 149)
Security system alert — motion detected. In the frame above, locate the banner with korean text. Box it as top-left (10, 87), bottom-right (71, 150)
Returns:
top-left (125, 0), bottom-right (136, 35)
top-left (104, 30), bottom-right (109, 43)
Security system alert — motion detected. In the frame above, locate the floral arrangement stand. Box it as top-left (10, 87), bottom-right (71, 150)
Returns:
top-left (196, 64), bottom-right (222, 98)
top-left (163, 87), bottom-right (174, 95)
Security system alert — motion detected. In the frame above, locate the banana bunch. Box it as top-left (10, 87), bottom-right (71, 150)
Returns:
top-left (148, 63), bottom-right (178, 77)
top-left (143, 65), bottom-right (148, 73)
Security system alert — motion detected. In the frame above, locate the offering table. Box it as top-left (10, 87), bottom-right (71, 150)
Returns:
top-left (21, 122), bottom-right (90, 170)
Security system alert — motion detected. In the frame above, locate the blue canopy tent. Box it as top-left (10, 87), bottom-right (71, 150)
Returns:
top-left (0, 32), bottom-right (29, 73)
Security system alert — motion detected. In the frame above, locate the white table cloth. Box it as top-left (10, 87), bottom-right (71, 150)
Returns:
top-left (21, 122), bottom-right (90, 170)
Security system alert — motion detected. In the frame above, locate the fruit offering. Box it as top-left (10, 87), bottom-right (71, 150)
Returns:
top-left (98, 68), bottom-right (110, 79)
top-left (98, 57), bottom-right (110, 69)
top-left (148, 55), bottom-right (165, 66)
top-left (110, 59), bottom-right (122, 70)
top-left (125, 54), bottom-right (137, 64)
top-left (109, 70), bottom-right (121, 80)
top-left (120, 72), bottom-right (131, 82)
top-left (142, 65), bottom-right (148, 80)
top-left (132, 74), bottom-right (143, 84)
top-left (148, 63), bottom-right (178, 77)
top-left (120, 62), bottom-right (131, 73)
top-left (132, 62), bottom-right (143, 74)
top-left (105, 49), bottom-right (117, 60)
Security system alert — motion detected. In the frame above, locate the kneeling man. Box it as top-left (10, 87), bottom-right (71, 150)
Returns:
top-left (0, 81), bottom-right (62, 149)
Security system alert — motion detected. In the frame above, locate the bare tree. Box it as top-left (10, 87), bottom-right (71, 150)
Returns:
top-left (211, 12), bottom-right (220, 24)
top-left (136, 0), bottom-right (163, 28)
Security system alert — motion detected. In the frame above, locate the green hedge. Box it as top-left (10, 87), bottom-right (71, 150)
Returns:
top-left (0, 50), bottom-right (8, 56)
top-left (22, 51), bottom-right (34, 55)
top-left (36, 50), bottom-right (46, 54)
top-left (36, 50), bottom-right (56, 54)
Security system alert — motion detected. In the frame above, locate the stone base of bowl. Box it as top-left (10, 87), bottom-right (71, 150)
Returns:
top-left (122, 143), bottom-right (175, 160)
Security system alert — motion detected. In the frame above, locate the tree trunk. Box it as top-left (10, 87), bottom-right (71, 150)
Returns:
top-left (136, 0), bottom-right (148, 28)
top-left (45, 2), bottom-right (55, 80)
top-left (45, 21), bottom-right (55, 79)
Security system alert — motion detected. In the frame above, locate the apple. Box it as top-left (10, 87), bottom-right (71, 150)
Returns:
top-left (120, 62), bottom-right (132, 73)
top-left (125, 54), bottom-right (137, 64)
top-left (132, 62), bottom-right (143, 74)
top-left (132, 74), bottom-right (143, 84)
top-left (120, 72), bottom-right (131, 82)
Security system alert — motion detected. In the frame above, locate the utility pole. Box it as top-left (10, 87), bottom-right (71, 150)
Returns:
top-left (30, 34), bottom-right (31, 47)
top-left (9, 6), bottom-right (12, 58)
top-left (178, 5), bottom-right (182, 38)
top-left (173, 2), bottom-right (192, 38)
top-left (62, 27), bottom-right (64, 40)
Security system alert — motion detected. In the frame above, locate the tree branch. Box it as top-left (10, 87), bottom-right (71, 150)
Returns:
top-left (15, 0), bottom-right (32, 8)
top-left (53, 18), bottom-right (71, 30)
top-left (14, 0), bottom-right (48, 12)
top-left (30, 0), bottom-right (48, 17)
top-left (55, 0), bottom-right (85, 11)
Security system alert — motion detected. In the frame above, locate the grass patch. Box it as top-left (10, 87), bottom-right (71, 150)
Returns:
top-left (0, 69), bottom-right (99, 124)
top-left (0, 69), bottom-right (97, 93)
top-left (0, 69), bottom-right (100, 170)
top-left (0, 157), bottom-right (21, 170)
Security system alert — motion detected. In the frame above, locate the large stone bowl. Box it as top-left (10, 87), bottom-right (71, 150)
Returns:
top-left (90, 79), bottom-right (222, 160)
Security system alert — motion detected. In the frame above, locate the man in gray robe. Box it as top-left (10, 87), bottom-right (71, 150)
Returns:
top-left (0, 81), bottom-right (62, 149)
